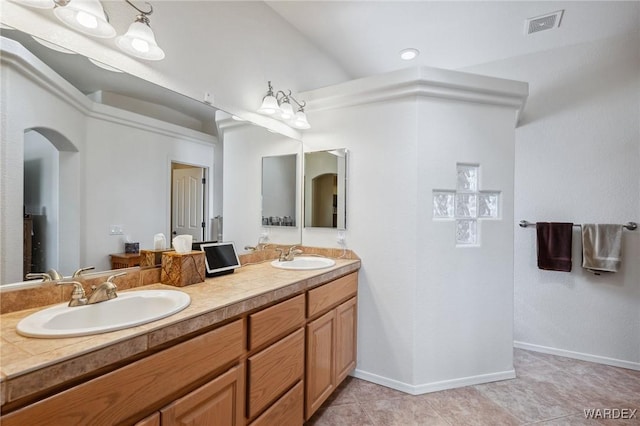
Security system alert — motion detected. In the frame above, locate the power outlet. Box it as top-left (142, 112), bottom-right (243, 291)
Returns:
top-left (109, 224), bottom-right (124, 235)
top-left (336, 230), bottom-right (346, 246)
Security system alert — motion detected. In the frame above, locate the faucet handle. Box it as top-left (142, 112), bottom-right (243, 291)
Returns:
top-left (72, 266), bottom-right (95, 278)
top-left (56, 281), bottom-right (87, 306)
top-left (25, 272), bottom-right (53, 282)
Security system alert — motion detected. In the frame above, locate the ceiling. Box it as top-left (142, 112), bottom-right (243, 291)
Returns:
top-left (267, 1), bottom-right (640, 79)
top-left (2, 1), bottom-right (637, 123)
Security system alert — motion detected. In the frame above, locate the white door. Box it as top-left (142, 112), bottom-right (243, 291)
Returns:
top-left (172, 167), bottom-right (205, 241)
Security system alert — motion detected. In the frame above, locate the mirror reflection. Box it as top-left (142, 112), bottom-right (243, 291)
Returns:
top-left (304, 149), bottom-right (348, 229)
top-left (1, 27), bottom-right (298, 286)
top-left (262, 154), bottom-right (298, 227)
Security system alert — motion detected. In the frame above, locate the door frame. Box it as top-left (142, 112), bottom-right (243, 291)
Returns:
top-left (168, 160), bottom-right (210, 243)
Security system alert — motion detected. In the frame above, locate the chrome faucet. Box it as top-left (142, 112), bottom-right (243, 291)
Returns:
top-left (276, 246), bottom-right (303, 262)
top-left (87, 272), bottom-right (125, 304)
top-left (47, 269), bottom-right (64, 281)
top-left (57, 272), bottom-right (126, 307)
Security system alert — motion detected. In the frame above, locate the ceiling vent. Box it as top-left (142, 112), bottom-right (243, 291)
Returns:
top-left (525, 10), bottom-right (564, 35)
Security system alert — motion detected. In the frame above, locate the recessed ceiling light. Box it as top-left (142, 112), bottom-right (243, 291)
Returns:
top-left (400, 48), bottom-right (419, 61)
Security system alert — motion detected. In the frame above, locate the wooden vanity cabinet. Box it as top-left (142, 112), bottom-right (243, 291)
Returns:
top-left (1, 270), bottom-right (358, 426)
top-left (2, 319), bottom-right (244, 426)
top-left (305, 273), bottom-right (358, 420)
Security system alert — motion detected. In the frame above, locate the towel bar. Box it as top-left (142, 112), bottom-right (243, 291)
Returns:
top-left (519, 220), bottom-right (637, 231)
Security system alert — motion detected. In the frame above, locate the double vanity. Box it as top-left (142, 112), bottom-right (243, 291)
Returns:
top-left (0, 249), bottom-right (360, 425)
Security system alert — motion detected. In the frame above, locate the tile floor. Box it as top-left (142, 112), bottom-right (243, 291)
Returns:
top-left (306, 349), bottom-right (640, 425)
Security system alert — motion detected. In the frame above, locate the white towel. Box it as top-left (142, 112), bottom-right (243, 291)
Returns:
top-left (581, 224), bottom-right (623, 273)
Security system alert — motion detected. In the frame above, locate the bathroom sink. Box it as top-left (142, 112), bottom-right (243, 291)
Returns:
top-left (16, 290), bottom-right (191, 338)
top-left (271, 256), bottom-right (336, 270)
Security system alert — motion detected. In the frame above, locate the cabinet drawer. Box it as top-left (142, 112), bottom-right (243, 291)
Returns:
top-left (1, 319), bottom-right (244, 426)
top-left (307, 272), bottom-right (357, 318)
top-left (249, 294), bottom-right (305, 351)
top-left (247, 328), bottom-right (305, 419)
top-left (249, 381), bottom-right (303, 426)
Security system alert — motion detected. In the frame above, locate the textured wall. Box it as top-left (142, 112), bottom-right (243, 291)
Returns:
top-left (465, 31), bottom-right (640, 368)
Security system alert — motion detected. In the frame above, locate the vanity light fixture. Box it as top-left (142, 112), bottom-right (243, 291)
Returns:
top-left (9, 0), bottom-right (165, 60)
top-left (400, 48), bottom-right (420, 61)
top-left (257, 81), bottom-right (311, 130)
top-left (116, 0), bottom-right (165, 61)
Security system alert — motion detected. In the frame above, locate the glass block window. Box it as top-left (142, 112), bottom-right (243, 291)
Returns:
top-left (433, 191), bottom-right (455, 218)
top-left (432, 163), bottom-right (501, 247)
top-left (456, 220), bottom-right (477, 245)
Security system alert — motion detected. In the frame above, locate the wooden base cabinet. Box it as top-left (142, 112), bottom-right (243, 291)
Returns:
top-left (335, 297), bottom-right (357, 384)
top-left (161, 364), bottom-right (245, 426)
top-left (305, 273), bottom-right (358, 421)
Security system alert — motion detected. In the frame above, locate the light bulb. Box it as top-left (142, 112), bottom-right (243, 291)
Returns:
top-left (280, 102), bottom-right (294, 120)
top-left (131, 38), bottom-right (150, 53)
top-left (76, 10), bottom-right (98, 29)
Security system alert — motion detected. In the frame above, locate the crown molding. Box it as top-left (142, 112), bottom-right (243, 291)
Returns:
top-left (300, 66), bottom-right (528, 125)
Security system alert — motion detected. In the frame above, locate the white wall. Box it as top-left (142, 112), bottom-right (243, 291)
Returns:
top-left (304, 98), bottom-right (420, 386)
top-left (299, 67), bottom-right (526, 392)
top-left (464, 31), bottom-right (640, 369)
top-left (415, 99), bottom-right (516, 389)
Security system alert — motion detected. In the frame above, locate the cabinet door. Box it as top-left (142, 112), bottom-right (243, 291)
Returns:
top-left (135, 412), bottom-right (160, 426)
top-left (335, 297), bottom-right (357, 385)
top-left (161, 364), bottom-right (244, 426)
top-left (305, 310), bottom-right (336, 420)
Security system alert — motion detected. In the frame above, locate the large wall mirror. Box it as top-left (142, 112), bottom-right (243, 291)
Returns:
top-left (304, 149), bottom-right (348, 229)
top-left (0, 28), bottom-right (298, 285)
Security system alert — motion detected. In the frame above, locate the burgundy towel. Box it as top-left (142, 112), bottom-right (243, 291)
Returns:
top-left (536, 222), bottom-right (573, 272)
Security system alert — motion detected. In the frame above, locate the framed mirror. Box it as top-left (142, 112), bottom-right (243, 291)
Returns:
top-left (262, 154), bottom-right (298, 227)
top-left (304, 149), bottom-right (348, 229)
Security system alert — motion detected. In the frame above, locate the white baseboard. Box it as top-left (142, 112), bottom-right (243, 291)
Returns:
top-left (352, 368), bottom-right (516, 396)
top-left (514, 341), bottom-right (640, 371)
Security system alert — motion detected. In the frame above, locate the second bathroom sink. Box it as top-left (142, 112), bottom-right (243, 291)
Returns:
top-left (271, 256), bottom-right (336, 270)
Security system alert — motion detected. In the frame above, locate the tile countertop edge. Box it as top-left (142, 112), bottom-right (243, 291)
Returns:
top-left (0, 258), bottom-right (360, 406)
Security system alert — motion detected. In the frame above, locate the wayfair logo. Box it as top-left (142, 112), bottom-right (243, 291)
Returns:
top-left (584, 408), bottom-right (637, 419)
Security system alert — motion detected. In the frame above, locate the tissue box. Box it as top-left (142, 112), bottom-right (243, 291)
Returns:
top-left (124, 242), bottom-right (139, 253)
top-left (161, 251), bottom-right (205, 287)
top-left (140, 249), bottom-right (174, 267)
